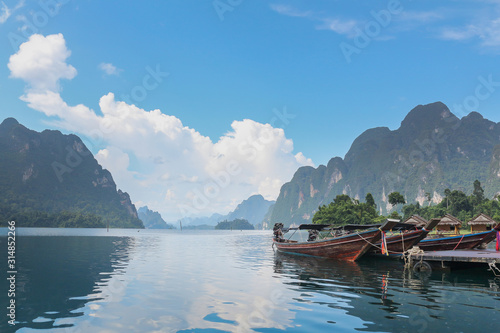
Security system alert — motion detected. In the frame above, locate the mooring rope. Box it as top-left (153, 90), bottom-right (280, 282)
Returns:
top-left (488, 261), bottom-right (500, 277)
top-left (356, 231), bottom-right (402, 255)
top-left (402, 246), bottom-right (425, 270)
top-left (452, 234), bottom-right (465, 251)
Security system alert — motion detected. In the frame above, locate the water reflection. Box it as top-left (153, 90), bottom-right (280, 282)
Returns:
top-left (1, 231), bottom-right (499, 332)
top-left (273, 252), bottom-right (500, 332)
top-left (0, 236), bottom-right (134, 332)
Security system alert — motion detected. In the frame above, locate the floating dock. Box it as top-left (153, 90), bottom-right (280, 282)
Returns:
top-left (409, 249), bottom-right (500, 274)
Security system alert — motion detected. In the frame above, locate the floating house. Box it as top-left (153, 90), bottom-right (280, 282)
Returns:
top-left (467, 213), bottom-right (498, 232)
top-left (403, 215), bottom-right (428, 228)
top-left (436, 214), bottom-right (462, 234)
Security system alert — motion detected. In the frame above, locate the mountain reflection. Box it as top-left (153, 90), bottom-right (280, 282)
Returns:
top-left (0, 236), bottom-right (134, 332)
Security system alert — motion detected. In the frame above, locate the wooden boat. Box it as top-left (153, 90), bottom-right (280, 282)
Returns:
top-left (369, 218), bottom-right (440, 257)
top-left (416, 223), bottom-right (500, 252)
top-left (272, 219), bottom-right (399, 261)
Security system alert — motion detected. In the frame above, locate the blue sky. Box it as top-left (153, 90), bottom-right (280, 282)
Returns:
top-left (1, 0), bottom-right (500, 221)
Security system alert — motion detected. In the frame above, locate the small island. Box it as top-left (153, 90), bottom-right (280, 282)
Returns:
top-left (215, 218), bottom-right (255, 230)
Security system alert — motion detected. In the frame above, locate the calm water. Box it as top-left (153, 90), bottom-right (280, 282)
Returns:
top-left (0, 228), bottom-right (499, 332)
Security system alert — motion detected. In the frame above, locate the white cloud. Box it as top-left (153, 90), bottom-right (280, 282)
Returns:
top-left (0, 0), bottom-right (24, 24)
top-left (9, 33), bottom-right (314, 221)
top-left (397, 11), bottom-right (444, 24)
top-left (316, 18), bottom-right (359, 37)
top-left (270, 3), bottom-right (359, 37)
top-left (270, 4), bottom-right (311, 18)
top-left (440, 25), bottom-right (479, 41)
top-left (8, 33), bottom-right (77, 92)
top-left (99, 62), bottom-right (122, 76)
top-left (440, 18), bottom-right (500, 47)
top-left (0, 1), bottom-right (10, 23)
top-left (165, 189), bottom-right (175, 200)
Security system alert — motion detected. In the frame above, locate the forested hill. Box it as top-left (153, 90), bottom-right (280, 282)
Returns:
top-left (269, 102), bottom-right (500, 227)
top-left (0, 118), bottom-right (144, 228)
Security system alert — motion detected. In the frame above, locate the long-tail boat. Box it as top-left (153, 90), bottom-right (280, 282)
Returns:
top-left (416, 223), bottom-right (500, 252)
top-left (368, 218), bottom-right (441, 257)
top-left (272, 219), bottom-right (399, 261)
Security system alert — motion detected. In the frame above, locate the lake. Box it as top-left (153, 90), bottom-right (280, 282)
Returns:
top-left (1, 228), bottom-right (499, 332)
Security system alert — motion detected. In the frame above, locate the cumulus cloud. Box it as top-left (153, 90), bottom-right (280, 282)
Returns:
top-left (8, 33), bottom-right (77, 92)
top-left (8, 33), bottom-right (314, 221)
top-left (99, 62), bottom-right (122, 76)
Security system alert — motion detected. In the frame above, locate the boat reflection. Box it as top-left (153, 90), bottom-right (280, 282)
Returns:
top-left (273, 251), bottom-right (500, 332)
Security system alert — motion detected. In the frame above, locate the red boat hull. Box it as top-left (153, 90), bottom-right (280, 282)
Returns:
top-left (370, 229), bottom-right (427, 256)
top-left (274, 229), bottom-right (380, 261)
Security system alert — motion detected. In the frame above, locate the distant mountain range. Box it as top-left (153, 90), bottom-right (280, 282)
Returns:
top-left (181, 194), bottom-right (275, 228)
top-left (4, 101), bottom-right (499, 230)
top-left (269, 102), bottom-right (500, 227)
top-left (0, 118), bottom-right (144, 228)
top-left (138, 206), bottom-right (175, 229)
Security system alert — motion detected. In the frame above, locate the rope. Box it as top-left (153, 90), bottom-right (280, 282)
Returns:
top-left (286, 229), bottom-right (297, 241)
top-left (452, 234), bottom-right (465, 251)
top-left (488, 261), bottom-right (500, 277)
top-left (402, 246), bottom-right (425, 270)
top-left (355, 231), bottom-right (401, 255)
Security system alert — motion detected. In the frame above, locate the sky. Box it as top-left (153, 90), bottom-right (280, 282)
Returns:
top-left (1, 0), bottom-right (500, 222)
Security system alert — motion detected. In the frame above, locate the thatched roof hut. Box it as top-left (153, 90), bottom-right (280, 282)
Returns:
top-left (403, 215), bottom-right (428, 227)
top-left (436, 214), bottom-right (462, 234)
top-left (467, 213), bottom-right (498, 232)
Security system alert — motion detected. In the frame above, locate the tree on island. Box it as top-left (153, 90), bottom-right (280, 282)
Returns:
top-left (215, 218), bottom-right (255, 230)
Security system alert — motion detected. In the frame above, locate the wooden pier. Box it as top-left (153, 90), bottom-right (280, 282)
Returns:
top-left (409, 249), bottom-right (500, 274)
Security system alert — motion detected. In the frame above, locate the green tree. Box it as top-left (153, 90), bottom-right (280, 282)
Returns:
top-left (398, 180), bottom-right (500, 225)
top-left (312, 194), bottom-right (380, 226)
top-left (472, 179), bottom-right (485, 207)
top-left (425, 192), bottom-right (432, 206)
top-left (215, 218), bottom-right (254, 230)
top-left (388, 192), bottom-right (406, 207)
top-left (365, 193), bottom-right (376, 208)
